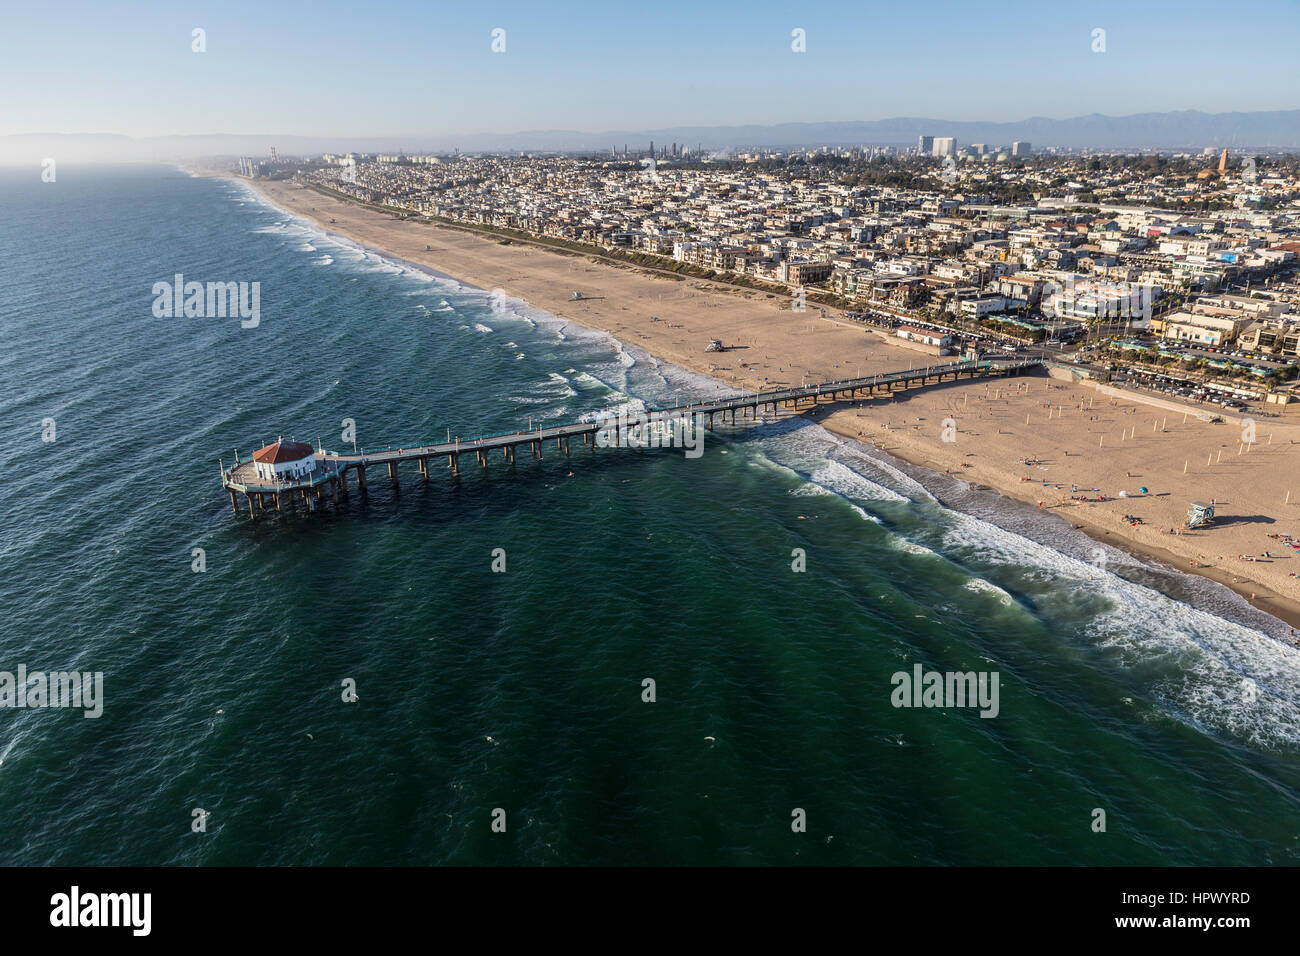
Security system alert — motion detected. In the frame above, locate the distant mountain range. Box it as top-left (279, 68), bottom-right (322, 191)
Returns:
top-left (4, 109), bottom-right (1300, 163)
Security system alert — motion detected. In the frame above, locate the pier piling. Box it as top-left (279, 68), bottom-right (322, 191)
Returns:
top-left (220, 358), bottom-right (1039, 520)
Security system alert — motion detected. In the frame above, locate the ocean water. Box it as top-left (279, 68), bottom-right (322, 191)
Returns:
top-left (1, 165), bottom-right (1298, 865)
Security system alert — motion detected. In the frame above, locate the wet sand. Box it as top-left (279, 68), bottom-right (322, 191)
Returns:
top-left (224, 174), bottom-right (1300, 630)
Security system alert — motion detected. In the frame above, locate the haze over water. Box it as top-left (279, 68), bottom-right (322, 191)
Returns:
top-left (1, 166), bottom-right (1297, 865)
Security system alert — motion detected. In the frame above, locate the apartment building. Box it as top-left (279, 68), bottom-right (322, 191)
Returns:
top-left (1162, 310), bottom-right (1256, 347)
top-left (1238, 319), bottom-right (1300, 358)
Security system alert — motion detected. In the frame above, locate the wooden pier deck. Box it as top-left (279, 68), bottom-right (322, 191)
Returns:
top-left (220, 357), bottom-right (1041, 518)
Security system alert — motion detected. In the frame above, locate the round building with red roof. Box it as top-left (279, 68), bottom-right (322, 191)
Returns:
top-left (250, 437), bottom-right (317, 483)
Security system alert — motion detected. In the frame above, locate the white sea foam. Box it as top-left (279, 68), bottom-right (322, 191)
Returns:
top-left (601, 397), bottom-right (648, 419)
top-left (223, 175), bottom-right (1300, 747)
top-left (546, 373), bottom-right (578, 397)
top-left (962, 577), bottom-right (1016, 607)
top-left (806, 458), bottom-right (910, 504)
top-left (789, 485), bottom-right (832, 498)
top-left (928, 495), bottom-right (1300, 745)
top-left (841, 448), bottom-right (938, 502)
top-left (747, 449), bottom-right (898, 528)
top-left (891, 537), bottom-right (938, 556)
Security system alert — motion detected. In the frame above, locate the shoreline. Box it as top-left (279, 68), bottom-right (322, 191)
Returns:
top-left (209, 170), bottom-right (1300, 633)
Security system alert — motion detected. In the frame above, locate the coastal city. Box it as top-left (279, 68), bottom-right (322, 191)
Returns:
top-left (251, 139), bottom-right (1300, 414)
top-left (8, 0), bottom-right (1300, 917)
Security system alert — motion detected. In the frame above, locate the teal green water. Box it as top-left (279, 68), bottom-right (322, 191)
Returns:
top-left (1, 166), bottom-right (1297, 865)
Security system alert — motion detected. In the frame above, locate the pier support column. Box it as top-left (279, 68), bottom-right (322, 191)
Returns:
top-left (229, 490), bottom-right (238, 514)
top-left (356, 465), bottom-right (368, 494)
top-left (563, 437), bottom-right (570, 455)
top-left (417, 457), bottom-right (428, 479)
top-left (449, 454), bottom-right (458, 474)
top-left (247, 493), bottom-right (257, 520)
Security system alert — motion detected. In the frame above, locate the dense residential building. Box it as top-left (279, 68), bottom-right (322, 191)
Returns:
top-left (286, 149), bottom-right (1300, 365)
top-left (1239, 318), bottom-right (1300, 357)
top-left (1162, 308), bottom-right (1256, 346)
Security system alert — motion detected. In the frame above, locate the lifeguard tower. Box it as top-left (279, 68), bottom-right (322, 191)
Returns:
top-left (1187, 501), bottom-right (1215, 529)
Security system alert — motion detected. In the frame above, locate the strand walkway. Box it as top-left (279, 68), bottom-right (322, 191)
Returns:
top-left (220, 357), bottom-right (1041, 518)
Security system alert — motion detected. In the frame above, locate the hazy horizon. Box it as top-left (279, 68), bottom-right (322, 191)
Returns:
top-left (7, 107), bottom-right (1300, 166)
top-left (5, 0), bottom-right (1300, 144)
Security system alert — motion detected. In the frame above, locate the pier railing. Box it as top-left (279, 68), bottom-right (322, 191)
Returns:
top-left (220, 357), bottom-right (1041, 513)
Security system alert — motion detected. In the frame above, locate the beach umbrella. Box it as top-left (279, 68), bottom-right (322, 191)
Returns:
top-left (1139, 486), bottom-right (1149, 495)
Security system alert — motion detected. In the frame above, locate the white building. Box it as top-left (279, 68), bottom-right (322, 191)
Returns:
top-left (251, 439), bottom-right (317, 483)
top-left (957, 294), bottom-right (1009, 318)
top-left (897, 326), bottom-right (953, 347)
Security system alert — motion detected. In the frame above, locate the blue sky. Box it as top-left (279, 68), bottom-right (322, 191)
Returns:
top-left (3, 0), bottom-right (1299, 137)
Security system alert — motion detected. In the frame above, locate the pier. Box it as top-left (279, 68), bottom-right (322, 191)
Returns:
top-left (220, 357), bottom-right (1040, 518)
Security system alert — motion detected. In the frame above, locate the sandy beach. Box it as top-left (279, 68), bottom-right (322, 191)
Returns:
top-left (228, 175), bottom-right (1300, 630)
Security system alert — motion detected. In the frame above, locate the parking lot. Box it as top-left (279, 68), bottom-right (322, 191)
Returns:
top-left (1111, 369), bottom-right (1255, 409)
